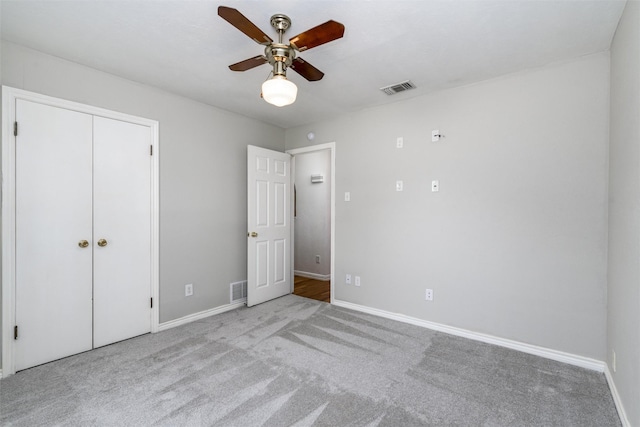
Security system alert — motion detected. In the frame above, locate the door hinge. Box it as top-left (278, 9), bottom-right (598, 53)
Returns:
top-left (14, 325), bottom-right (18, 340)
top-left (14, 121), bottom-right (18, 136)
top-left (150, 145), bottom-right (153, 156)
top-left (150, 297), bottom-right (153, 308)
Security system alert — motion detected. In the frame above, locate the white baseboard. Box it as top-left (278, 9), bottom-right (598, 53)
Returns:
top-left (604, 365), bottom-right (631, 427)
top-left (158, 301), bottom-right (245, 332)
top-left (294, 270), bottom-right (331, 281)
top-left (332, 299), bottom-right (605, 372)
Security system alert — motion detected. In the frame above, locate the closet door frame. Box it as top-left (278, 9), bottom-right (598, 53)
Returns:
top-left (1, 86), bottom-right (160, 377)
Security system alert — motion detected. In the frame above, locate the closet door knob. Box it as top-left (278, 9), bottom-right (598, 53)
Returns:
top-left (97, 239), bottom-right (108, 247)
top-left (78, 240), bottom-right (89, 248)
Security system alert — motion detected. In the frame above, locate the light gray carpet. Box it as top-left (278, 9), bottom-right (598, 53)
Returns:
top-left (0, 295), bottom-right (621, 426)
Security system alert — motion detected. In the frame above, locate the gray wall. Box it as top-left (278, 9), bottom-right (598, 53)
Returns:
top-left (608, 0), bottom-right (640, 424)
top-left (286, 52), bottom-right (610, 360)
top-left (294, 150), bottom-right (331, 277)
top-left (1, 42), bottom-right (285, 336)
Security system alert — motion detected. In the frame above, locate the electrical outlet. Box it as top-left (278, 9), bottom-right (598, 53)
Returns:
top-left (396, 137), bottom-right (404, 148)
top-left (315, 255), bottom-right (321, 264)
top-left (185, 283), bottom-right (193, 297)
top-left (425, 289), bottom-right (433, 301)
top-left (355, 276), bottom-right (361, 287)
top-left (345, 192), bottom-right (351, 202)
top-left (346, 274), bottom-right (352, 285)
top-left (432, 130), bottom-right (441, 142)
top-left (396, 180), bottom-right (404, 191)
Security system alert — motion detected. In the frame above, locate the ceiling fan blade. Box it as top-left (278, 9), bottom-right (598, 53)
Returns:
top-left (229, 56), bottom-right (268, 71)
top-left (218, 6), bottom-right (273, 45)
top-left (289, 20), bottom-right (345, 52)
top-left (290, 57), bottom-right (324, 81)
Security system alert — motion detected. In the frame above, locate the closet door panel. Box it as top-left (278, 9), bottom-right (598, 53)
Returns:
top-left (15, 100), bottom-right (94, 371)
top-left (93, 116), bottom-right (152, 347)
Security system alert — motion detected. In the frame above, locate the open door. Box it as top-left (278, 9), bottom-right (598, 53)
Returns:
top-left (247, 145), bottom-right (292, 307)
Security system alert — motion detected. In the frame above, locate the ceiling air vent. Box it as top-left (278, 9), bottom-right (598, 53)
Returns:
top-left (380, 80), bottom-right (417, 95)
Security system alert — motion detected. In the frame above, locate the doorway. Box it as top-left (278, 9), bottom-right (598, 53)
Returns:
top-left (288, 143), bottom-right (335, 303)
top-left (294, 276), bottom-right (331, 302)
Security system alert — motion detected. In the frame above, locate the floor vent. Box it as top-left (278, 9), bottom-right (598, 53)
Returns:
top-left (230, 280), bottom-right (247, 303)
top-left (380, 80), bottom-right (417, 95)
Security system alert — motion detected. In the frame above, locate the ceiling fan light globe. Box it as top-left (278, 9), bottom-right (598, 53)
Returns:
top-left (262, 76), bottom-right (297, 107)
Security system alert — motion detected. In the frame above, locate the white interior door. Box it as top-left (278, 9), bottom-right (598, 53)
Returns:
top-left (93, 116), bottom-right (152, 347)
top-left (247, 145), bottom-right (292, 307)
top-left (15, 99), bottom-right (94, 371)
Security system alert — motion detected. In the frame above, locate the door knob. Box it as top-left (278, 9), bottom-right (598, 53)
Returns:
top-left (248, 232), bottom-right (258, 238)
top-left (78, 240), bottom-right (89, 248)
top-left (97, 239), bottom-right (108, 247)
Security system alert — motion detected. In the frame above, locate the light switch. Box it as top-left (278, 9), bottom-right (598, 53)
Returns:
top-left (345, 192), bottom-right (351, 202)
top-left (396, 180), bottom-right (404, 192)
top-left (432, 130), bottom-right (440, 142)
top-left (431, 180), bottom-right (439, 192)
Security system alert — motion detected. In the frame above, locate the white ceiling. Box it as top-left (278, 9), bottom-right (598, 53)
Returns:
top-left (1, 0), bottom-right (626, 129)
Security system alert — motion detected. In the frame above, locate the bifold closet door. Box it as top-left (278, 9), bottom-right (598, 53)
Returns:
top-left (92, 116), bottom-right (152, 348)
top-left (15, 100), bottom-right (94, 371)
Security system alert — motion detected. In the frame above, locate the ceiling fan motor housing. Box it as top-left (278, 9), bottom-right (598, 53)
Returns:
top-left (265, 44), bottom-right (295, 76)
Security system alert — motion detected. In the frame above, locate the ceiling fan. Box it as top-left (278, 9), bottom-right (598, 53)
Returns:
top-left (218, 6), bottom-right (345, 107)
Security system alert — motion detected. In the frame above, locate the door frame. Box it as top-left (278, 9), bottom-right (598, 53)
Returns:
top-left (2, 86), bottom-right (160, 377)
top-left (286, 142), bottom-right (336, 302)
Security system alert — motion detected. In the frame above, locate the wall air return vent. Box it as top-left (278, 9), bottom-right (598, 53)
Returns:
top-left (380, 80), bottom-right (417, 95)
top-left (230, 280), bottom-right (247, 303)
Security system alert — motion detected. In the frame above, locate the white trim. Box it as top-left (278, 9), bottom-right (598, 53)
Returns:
top-left (158, 302), bottom-right (246, 332)
top-left (332, 299), bottom-right (606, 372)
top-left (604, 365), bottom-right (631, 427)
top-left (2, 87), bottom-right (18, 378)
top-left (294, 270), bottom-right (331, 281)
top-left (287, 142), bottom-right (336, 303)
top-left (150, 116), bottom-right (160, 334)
top-left (1, 86), bottom-right (160, 377)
